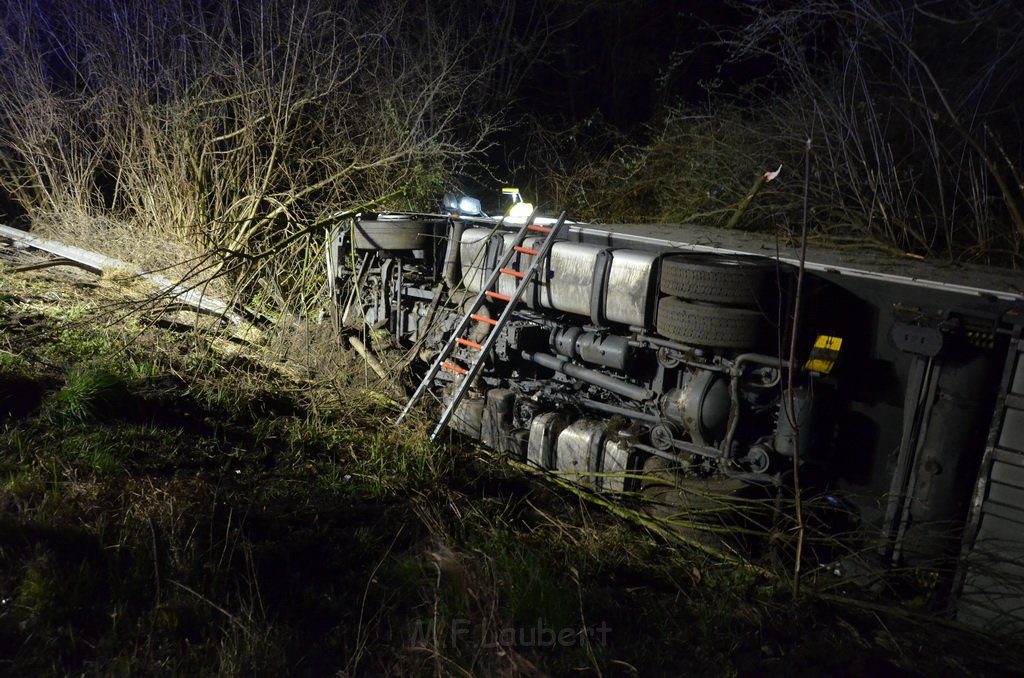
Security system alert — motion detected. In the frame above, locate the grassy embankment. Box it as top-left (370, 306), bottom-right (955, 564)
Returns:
top-left (2, 250), bottom-right (1023, 676)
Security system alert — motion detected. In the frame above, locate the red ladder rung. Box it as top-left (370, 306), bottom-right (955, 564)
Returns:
top-left (470, 313), bottom-right (498, 326)
top-left (441, 362), bottom-right (468, 375)
top-left (499, 267), bottom-right (525, 278)
top-left (456, 337), bottom-right (483, 350)
top-left (527, 224), bottom-right (553, 233)
top-left (514, 246), bottom-right (539, 255)
top-left (485, 290), bottom-right (512, 302)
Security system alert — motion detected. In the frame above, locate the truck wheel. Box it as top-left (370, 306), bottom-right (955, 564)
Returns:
top-left (656, 296), bottom-right (763, 348)
top-left (659, 254), bottom-right (771, 306)
top-left (353, 215), bottom-right (432, 250)
top-left (641, 456), bottom-right (744, 545)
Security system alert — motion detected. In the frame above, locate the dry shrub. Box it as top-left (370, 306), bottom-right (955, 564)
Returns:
top-left (545, 105), bottom-right (791, 228)
top-left (0, 0), bottom-right (546, 314)
top-left (725, 0), bottom-right (1024, 260)
top-left (543, 1), bottom-right (1024, 263)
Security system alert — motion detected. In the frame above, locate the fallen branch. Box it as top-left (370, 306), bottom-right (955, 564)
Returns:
top-left (348, 336), bottom-right (388, 380)
top-left (725, 165), bottom-right (782, 230)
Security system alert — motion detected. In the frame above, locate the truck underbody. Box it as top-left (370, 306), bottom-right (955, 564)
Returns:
top-left (328, 207), bottom-right (1024, 633)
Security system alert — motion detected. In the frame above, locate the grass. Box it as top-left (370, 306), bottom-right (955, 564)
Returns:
top-left (2, 261), bottom-right (1023, 676)
top-left (44, 364), bottom-right (126, 424)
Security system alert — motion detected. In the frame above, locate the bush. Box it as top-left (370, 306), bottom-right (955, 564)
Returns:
top-left (542, 0), bottom-right (1024, 263)
top-left (0, 0), bottom-right (523, 312)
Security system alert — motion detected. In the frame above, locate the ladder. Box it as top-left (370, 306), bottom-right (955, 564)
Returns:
top-left (397, 211), bottom-right (567, 441)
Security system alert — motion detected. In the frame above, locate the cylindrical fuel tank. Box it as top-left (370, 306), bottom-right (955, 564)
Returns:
top-left (459, 227), bottom-right (500, 292)
top-left (497, 235), bottom-right (544, 301)
top-left (461, 228), bottom-right (544, 303)
top-left (462, 229), bottom-right (657, 327)
top-left (537, 243), bottom-right (657, 326)
top-left (536, 242), bottom-right (606, 317)
top-left (605, 249), bottom-right (659, 327)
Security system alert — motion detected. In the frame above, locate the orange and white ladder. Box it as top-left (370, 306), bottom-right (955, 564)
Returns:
top-left (397, 211), bottom-right (566, 441)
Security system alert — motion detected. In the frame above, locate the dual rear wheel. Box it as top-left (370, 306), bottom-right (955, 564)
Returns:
top-left (655, 254), bottom-right (776, 349)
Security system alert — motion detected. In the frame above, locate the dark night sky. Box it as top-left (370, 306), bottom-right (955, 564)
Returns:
top-left (515, 2), bottom-right (758, 130)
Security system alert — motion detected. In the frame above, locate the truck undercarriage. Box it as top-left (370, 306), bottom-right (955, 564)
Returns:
top-left (327, 204), bottom-right (1024, 632)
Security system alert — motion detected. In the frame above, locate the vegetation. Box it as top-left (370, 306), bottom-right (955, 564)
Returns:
top-left (543, 1), bottom-right (1024, 263)
top-left (2, 0), bottom-right (1024, 674)
top-left (0, 0), bottom-right (573, 315)
top-left (0, 2), bottom-right (1020, 312)
top-left (2, 230), bottom-right (1022, 677)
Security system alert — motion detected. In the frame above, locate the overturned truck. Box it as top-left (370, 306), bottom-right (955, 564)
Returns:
top-left (327, 201), bottom-right (1024, 632)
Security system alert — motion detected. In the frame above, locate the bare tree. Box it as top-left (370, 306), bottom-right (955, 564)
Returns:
top-left (726, 0), bottom-right (1024, 259)
top-left (0, 0), bottom-right (579, 312)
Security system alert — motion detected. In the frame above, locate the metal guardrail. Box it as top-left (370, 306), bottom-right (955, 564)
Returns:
top-left (0, 224), bottom-right (248, 327)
